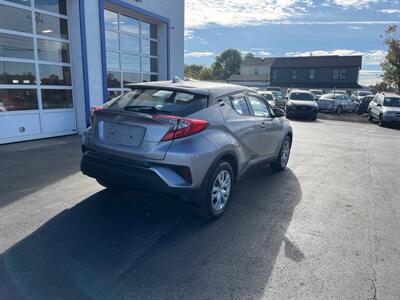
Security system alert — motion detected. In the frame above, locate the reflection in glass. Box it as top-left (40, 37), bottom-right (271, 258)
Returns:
top-left (123, 72), bottom-right (140, 85)
top-left (0, 4), bottom-right (32, 33)
top-left (35, 0), bottom-right (67, 15)
top-left (41, 89), bottom-right (73, 109)
top-left (35, 13), bottom-right (69, 39)
top-left (107, 90), bottom-right (121, 100)
top-left (141, 21), bottom-right (150, 38)
top-left (0, 89), bottom-right (37, 111)
top-left (150, 58), bottom-right (158, 73)
top-left (37, 39), bottom-right (70, 62)
top-left (150, 23), bottom-right (157, 39)
top-left (142, 74), bottom-right (150, 82)
top-left (0, 61), bottom-right (36, 85)
top-left (121, 54), bottom-right (140, 71)
top-left (104, 9), bottom-right (118, 30)
top-left (120, 15), bottom-right (139, 34)
top-left (39, 64), bottom-right (71, 85)
top-left (141, 39), bottom-right (150, 55)
top-left (106, 51), bottom-right (119, 70)
top-left (150, 41), bottom-right (157, 56)
top-left (0, 33), bottom-right (34, 59)
top-left (6, 0), bottom-right (31, 6)
top-left (120, 34), bottom-right (139, 53)
top-left (107, 71), bottom-right (121, 88)
top-left (141, 56), bottom-right (150, 72)
top-left (105, 31), bottom-right (119, 50)
top-left (150, 74), bottom-right (158, 82)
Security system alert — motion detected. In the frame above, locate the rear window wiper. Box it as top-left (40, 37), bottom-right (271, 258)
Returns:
top-left (124, 105), bottom-right (172, 114)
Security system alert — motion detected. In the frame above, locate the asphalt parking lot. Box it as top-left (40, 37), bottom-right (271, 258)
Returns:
top-left (0, 119), bottom-right (399, 300)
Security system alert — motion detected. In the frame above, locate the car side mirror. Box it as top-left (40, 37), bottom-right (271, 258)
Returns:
top-left (274, 108), bottom-right (286, 118)
top-left (377, 103), bottom-right (382, 107)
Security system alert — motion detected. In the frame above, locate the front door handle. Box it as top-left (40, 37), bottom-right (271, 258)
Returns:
top-left (260, 121), bottom-right (266, 128)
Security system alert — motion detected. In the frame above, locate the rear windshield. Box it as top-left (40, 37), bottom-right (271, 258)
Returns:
top-left (105, 89), bottom-right (208, 117)
top-left (289, 92), bottom-right (314, 101)
top-left (383, 97), bottom-right (400, 107)
top-left (359, 91), bottom-right (372, 96)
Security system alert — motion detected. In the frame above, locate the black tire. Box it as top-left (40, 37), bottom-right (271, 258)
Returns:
top-left (309, 112), bottom-right (317, 121)
top-left (378, 114), bottom-right (385, 127)
top-left (336, 106), bottom-right (343, 115)
top-left (195, 161), bottom-right (234, 220)
top-left (368, 109), bottom-right (373, 121)
top-left (96, 179), bottom-right (127, 192)
top-left (271, 135), bottom-right (292, 172)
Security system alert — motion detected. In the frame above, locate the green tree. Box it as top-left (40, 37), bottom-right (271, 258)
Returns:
top-left (381, 25), bottom-right (400, 93)
top-left (199, 67), bottom-right (214, 80)
top-left (215, 48), bottom-right (242, 80)
top-left (184, 64), bottom-right (204, 79)
top-left (244, 52), bottom-right (255, 59)
top-left (211, 62), bottom-right (224, 80)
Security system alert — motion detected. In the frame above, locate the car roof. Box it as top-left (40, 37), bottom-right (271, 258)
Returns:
top-left (290, 90), bottom-right (312, 94)
top-left (381, 92), bottom-right (400, 98)
top-left (126, 79), bottom-right (255, 98)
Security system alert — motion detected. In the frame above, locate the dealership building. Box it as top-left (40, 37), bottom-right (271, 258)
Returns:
top-left (0, 0), bottom-right (184, 144)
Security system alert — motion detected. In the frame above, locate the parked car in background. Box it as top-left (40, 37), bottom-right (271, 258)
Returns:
top-left (266, 87), bottom-right (282, 92)
top-left (259, 91), bottom-right (285, 108)
top-left (329, 89), bottom-right (348, 95)
top-left (368, 93), bottom-right (400, 126)
top-left (285, 90), bottom-right (318, 120)
top-left (81, 79), bottom-right (293, 219)
top-left (317, 93), bottom-right (358, 114)
top-left (259, 91), bottom-right (276, 109)
top-left (310, 89), bottom-right (324, 100)
top-left (357, 95), bottom-right (374, 114)
top-left (351, 90), bottom-right (372, 102)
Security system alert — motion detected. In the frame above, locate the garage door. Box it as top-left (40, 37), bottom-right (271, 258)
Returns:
top-left (0, 0), bottom-right (76, 144)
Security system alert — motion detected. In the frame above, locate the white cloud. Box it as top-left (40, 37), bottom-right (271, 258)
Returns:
top-left (330, 0), bottom-right (379, 9)
top-left (347, 26), bottom-right (363, 30)
top-left (184, 51), bottom-right (216, 58)
top-left (285, 49), bottom-right (386, 65)
top-left (185, 0), bottom-right (306, 29)
top-left (380, 9), bottom-right (400, 14)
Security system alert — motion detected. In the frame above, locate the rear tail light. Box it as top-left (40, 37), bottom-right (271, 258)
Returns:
top-left (153, 114), bottom-right (209, 141)
top-left (90, 105), bottom-right (103, 125)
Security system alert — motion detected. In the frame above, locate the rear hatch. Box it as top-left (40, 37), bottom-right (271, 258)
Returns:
top-left (91, 88), bottom-right (209, 160)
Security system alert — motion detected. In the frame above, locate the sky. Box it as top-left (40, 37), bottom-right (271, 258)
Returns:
top-left (184, 0), bottom-right (400, 86)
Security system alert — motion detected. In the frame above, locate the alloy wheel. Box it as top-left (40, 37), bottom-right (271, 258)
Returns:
top-left (281, 138), bottom-right (291, 167)
top-left (211, 170), bottom-right (231, 212)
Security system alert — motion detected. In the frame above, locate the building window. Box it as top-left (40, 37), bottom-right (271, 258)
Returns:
top-left (309, 69), bottom-right (315, 80)
top-left (340, 69), bottom-right (347, 79)
top-left (291, 70), bottom-right (297, 80)
top-left (254, 68), bottom-right (259, 75)
top-left (104, 8), bottom-right (159, 100)
top-left (272, 70), bottom-right (278, 80)
top-left (0, 1), bottom-right (73, 113)
top-left (333, 68), bottom-right (347, 80)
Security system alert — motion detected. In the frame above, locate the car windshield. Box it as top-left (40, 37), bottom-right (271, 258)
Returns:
top-left (105, 88), bottom-right (208, 117)
top-left (289, 92), bottom-right (314, 101)
top-left (272, 91), bottom-right (284, 99)
top-left (320, 94), bottom-right (334, 100)
top-left (383, 97), bottom-right (400, 107)
top-left (311, 91), bottom-right (323, 95)
top-left (359, 91), bottom-right (372, 96)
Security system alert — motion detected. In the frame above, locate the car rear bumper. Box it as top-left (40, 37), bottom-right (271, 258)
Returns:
top-left (80, 150), bottom-right (200, 203)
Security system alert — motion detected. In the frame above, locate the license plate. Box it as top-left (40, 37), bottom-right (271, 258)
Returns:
top-left (99, 121), bottom-right (145, 147)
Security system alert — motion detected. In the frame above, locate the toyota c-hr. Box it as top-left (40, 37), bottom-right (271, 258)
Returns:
top-left (81, 78), bottom-right (293, 219)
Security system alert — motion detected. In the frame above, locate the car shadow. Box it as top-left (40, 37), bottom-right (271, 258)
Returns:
top-left (0, 166), bottom-right (302, 300)
top-left (0, 136), bottom-right (82, 209)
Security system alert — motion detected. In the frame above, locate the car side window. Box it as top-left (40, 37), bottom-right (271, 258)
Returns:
top-left (229, 93), bottom-right (250, 116)
top-left (247, 94), bottom-right (271, 118)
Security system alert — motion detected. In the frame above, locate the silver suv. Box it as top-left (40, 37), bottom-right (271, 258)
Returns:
top-left (81, 79), bottom-right (293, 219)
top-left (368, 93), bottom-right (400, 126)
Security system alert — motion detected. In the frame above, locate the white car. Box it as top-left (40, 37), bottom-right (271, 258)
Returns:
top-left (351, 90), bottom-right (372, 102)
top-left (258, 91), bottom-right (276, 109)
top-left (368, 93), bottom-right (400, 126)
